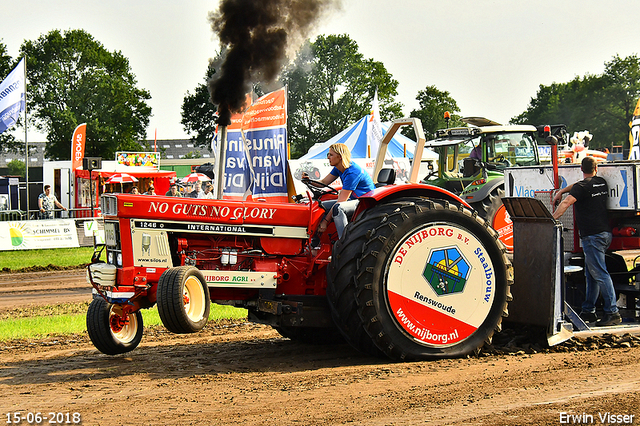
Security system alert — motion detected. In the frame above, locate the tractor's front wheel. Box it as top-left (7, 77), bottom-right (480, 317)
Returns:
top-left (157, 266), bottom-right (211, 334)
top-left (86, 297), bottom-right (143, 355)
top-left (328, 199), bottom-right (512, 361)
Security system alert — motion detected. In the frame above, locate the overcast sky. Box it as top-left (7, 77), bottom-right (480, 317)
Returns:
top-left (3, 0), bottom-right (639, 144)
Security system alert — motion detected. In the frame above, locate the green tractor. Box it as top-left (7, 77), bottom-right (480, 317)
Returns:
top-left (423, 118), bottom-right (551, 250)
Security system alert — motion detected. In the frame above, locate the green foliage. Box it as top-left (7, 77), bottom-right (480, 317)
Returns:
top-left (19, 29), bottom-right (152, 160)
top-left (182, 35), bottom-right (402, 159)
top-left (0, 40), bottom-right (10, 77)
top-left (6, 159), bottom-right (25, 177)
top-left (181, 64), bottom-right (218, 151)
top-left (280, 34), bottom-right (403, 158)
top-left (404, 85), bottom-right (465, 140)
top-left (184, 150), bottom-right (202, 159)
top-left (512, 54), bottom-right (640, 150)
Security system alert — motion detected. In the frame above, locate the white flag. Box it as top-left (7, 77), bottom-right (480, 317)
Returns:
top-left (367, 89), bottom-right (384, 158)
top-left (0, 58), bottom-right (26, 135)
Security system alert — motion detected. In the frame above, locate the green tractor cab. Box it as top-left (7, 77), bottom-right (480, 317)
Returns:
top-left (423, 121), bottom-right (541, 250)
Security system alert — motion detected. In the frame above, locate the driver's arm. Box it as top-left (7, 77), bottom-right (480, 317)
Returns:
top-left (303, 172), bottom-right (337, 187)
top-left (321, 174), bottom-right (338, 186)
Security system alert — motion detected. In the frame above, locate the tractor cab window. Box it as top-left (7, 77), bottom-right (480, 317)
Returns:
top-left (484, 132), bottom-right (537, 169)
top-left (442, 137), bottom-right (480, 176)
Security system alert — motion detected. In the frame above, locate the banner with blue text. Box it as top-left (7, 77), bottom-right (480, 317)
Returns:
top-left (222, 88), bottom-right (288, 202)
top-left (0, 58), bottom-right (25, 135)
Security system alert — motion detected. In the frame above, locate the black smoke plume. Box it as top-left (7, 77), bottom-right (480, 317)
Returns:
top-left (208, 0), bottom-right (340, 126)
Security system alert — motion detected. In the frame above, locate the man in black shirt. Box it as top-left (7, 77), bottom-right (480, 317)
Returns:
top-left (552, 157), bottom-right (621, 327)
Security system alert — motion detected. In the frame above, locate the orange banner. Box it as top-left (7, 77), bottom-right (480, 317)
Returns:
top-left (71, 123), bottom-right (87, 171)
top-left (241, 88), bottom-right (287, 130)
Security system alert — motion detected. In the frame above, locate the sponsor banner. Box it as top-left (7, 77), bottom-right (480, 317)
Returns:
top-left (288, 157), bottom-right (411, 195)
top-left (116, 152), bottom-right (159, 169)
top-left (630, 116), bottom-right (640, 160)
top-left (0, 219), bottom-right (80, 251)
top-left (386, 224), bottom-right (496, 347)
top-left (506, 163), bottom-right (634, 210)
top-left (0, 58), bottom-right (25, 135)
top-left (492, 205), bottom-right (513, 251)
top-left (222, 88), bottom-right (288, 202)
top-left (71, 123), bottom-right (87, 171)
top-left (202, 270), bottom-right (278, 288)
top-left (83, 220), bottom-right (105, 244)
top-left (629, 97), bottom-right (640, 160)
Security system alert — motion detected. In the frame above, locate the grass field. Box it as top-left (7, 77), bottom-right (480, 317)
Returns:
top-left (0, 302), bottom-right (247, 341)
top-left (0, 246), bottom-right (95, 271)
top-left (0, 246), bottom-right (247, 340)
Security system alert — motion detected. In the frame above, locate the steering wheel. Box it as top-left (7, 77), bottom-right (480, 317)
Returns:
top-left (423, 170), bottom-right (438, 181)
top-left (489, 154), bottom-right (511, 167)
top-left (301, 178), bottom-right (339, 200)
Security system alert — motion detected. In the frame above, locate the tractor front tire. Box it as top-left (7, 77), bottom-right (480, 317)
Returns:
top-left (86, 297), bottom-right (144, 355)
top-left (327, 199), bottom-right (512, 361)
top-left (157, 266), bottom-right (211, 334)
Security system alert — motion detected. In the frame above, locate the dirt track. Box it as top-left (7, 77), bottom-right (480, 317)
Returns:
top-left (1, 270), bottom-right (640, 425)
top-left (0, 269), bottom-right (89, 310)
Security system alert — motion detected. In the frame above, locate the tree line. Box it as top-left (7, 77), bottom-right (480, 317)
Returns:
top-left (1, 29), bottom-right (638, 162)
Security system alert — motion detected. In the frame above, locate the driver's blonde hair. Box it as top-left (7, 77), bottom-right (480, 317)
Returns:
top-left (329, 143), bottom-right (351, 169)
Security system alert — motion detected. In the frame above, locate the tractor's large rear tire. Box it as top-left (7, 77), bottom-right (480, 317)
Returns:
top-left (157, 266), bottom-right (211, 334)
top-left (327, 199), bottom-right (512, 361)
top-left (472, 187), bottom-right (504, 227)
top-left (472, 187), bottom-right (513, 251)
top-left (86, 297), bottom-right (143, 355)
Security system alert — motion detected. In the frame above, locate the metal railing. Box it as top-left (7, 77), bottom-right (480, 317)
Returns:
top-left (0, 207), bottom-right (101, 221)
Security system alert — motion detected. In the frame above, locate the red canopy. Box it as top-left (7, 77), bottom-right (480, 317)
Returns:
top-left (75, 169), bottom-right (177, 198)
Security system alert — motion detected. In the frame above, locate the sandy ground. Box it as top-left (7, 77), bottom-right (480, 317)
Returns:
top-left (1, 270), bottom-right (640, 425)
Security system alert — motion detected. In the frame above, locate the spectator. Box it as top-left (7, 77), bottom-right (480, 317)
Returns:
top-left (189, 181), bottom-right (205, 198)
top-left (131, 187), bottom-right (140, 195)
top-left (204, 182), bottom-right (214, 199)
top-left (552, 157), bottom-right (621, 326)
top-left (144, 185), bottom-right (156, 195)
top-left (38, 185), bottom-right (67, 219)
top-left (165, 184), bottom-right (182, 197)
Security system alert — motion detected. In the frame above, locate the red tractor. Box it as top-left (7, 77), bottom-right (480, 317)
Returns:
top-left (87, 119), bottom-right (512, 361)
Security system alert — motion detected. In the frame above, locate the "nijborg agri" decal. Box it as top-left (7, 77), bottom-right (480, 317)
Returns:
top-left (386, 224), bottom-right (495, 347)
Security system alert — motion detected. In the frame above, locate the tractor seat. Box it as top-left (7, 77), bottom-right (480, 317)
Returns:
top-left (376, 168), bottom-right (396, 187)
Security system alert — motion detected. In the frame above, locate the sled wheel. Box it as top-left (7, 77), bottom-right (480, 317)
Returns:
top-left (327, 198), bottom-right (512, 361)
top-left (157, 266), bottom-right (211, 334)
top-left (471, 187), bottom-right (512, 251)
top-left (274, 326), bottom-right (345, 345)
top-left (86, 297), bottom-right (143, 355)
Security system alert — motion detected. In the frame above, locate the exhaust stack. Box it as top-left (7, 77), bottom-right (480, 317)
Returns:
top-left (215, 125), bottom-right (228, 200)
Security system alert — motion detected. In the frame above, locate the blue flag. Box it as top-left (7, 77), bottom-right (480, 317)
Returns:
top-left (0, 58), bottom-right (26, 135)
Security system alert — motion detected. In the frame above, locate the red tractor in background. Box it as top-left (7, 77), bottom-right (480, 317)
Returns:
top-left (87, 119), bottom-right (513, 361)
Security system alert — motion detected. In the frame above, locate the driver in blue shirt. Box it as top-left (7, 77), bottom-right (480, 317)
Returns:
top-left (302, 143), bottom-right (375, 239)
